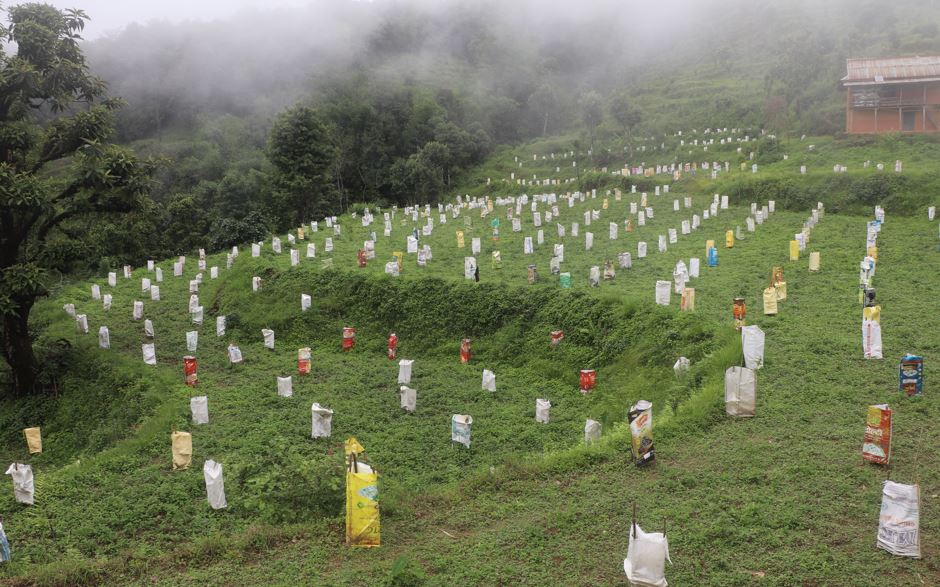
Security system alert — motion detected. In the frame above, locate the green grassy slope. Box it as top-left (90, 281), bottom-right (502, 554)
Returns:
top-left (0, 133), bottom-right (938, 585)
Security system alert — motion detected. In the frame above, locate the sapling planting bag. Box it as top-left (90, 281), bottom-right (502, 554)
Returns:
top-left (398, 359), bottom-right (413, 384)
top-left (342, 327), bottom-right (356, 351)
top-left (762, 287), bottom-right (778, 315)
top-left (252, 276), bottom-right (261, 291)
top-left (863, 306), bottom-right (882, 359)
top-left (98, 326), bottom-right (110, 349)
top-left (535, 399), bottom-right (551, 423)
top-left (741, 325), bottom-right (764, 369)
top-left (624, 523), bottom-right (671, 587)
top-left (689, 258), bottom-right (700, 278)
top-left (898, 355), bottom-right (923, 396)
top-left (629, 400), bottom-right (655, 466)
top-left (311, 403), bottom-right (333, 438)
top-left (301, 294), bottom-right (311, 312)
top-left (680, 288), bottom-right (695, 312)
top-left (216, 316), bottom-right (226, 337)
top-left (103, 294), bottom-right (112, 310)
top-left (346, 459), bottom-right (380, 546)
top-left (298, 348), bottom-right (311, 375)
top-left (204, 460), bottom-right (227, 510)
top-left (108, 272), bottom-right (116, 287)
top-left (451, 415), bottom-right (472, 448)
top-left (191, 306), bottom-right (203, 325)
top-left (171, 431), bottom-right (192, 470)
top-left (724, 367), bottom-right (756, 417)
top-left (191, 396), bottom-right (209, 424)
top-left (580, 369), bottom-right (596, 394)
top-left (227, 344), bottom-right (243, 364)
top-left (277, 376), bottom-right (293, 397)
top-left (5, 464), bottom-right (33, 505)
top-left (877, 481), bottom-right (921, 558)
top-left (400, 386), bottom-right (416, 412)
top-left (143, 319), bottom-right (154, 339)
top-left (186, 331), bottom-right (198, 352)
top-left (673, 357), bottom-right (690, 377)
top-left (862, 404), bottom-right (891, 465)
top-left (133, 301), bottom-right (143, 321)
top-left (184, 356), bottom-right (198, 386)
top-left (0, 521), bottom-right (10, 562)
top-left (482, 369), bottom-right (496, 392)
top-left (150, 286), bottom-right (160, 301)
top-left (655, 281), bottom-right (671, 306)
top-left (638, 242), bottom-right (647, 258)
top-left (460, 338), bottom-right (471, 363)
top-left (23, 428), bottom-right (41, 454)
top-left (262, 329), bottom-right (275, 350)
top-left (142, 343), bottom-right (156, 365)
top-left (75, 314), bottom-right (88, 334)
top-left (809, 252), bottom-right (820, 272)
top-left (584, 419), bottom-right (601, 444)
top-left (91, 284), bottom-right (100, 299)
top-left (464, 257), bottom-right (477, 280)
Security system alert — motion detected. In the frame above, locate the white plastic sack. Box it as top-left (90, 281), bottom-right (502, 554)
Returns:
top-left (262, 328), bottom-right (275, 350)
top-left (471, 237), bottom-right (481, 254)
top-left (203, 460), bottom-right (227, 510)
top-left (658, 235), bottom-right (667, 253)
top-left (638, 242), bottom-right (647, 258)
top-left (144, 319), bottom-right (154, 338)
top-left (141, 277), bottom-right (151, 292)
top-left (227, 344), bottom-right (242, 364)
top-left (108, 272), bottom-right (116, 287)
top-left (306, 243), bottom-right (316, 258)
top-left (75, 314), bottom-right (88, 334)
top-left (133, 301), bottom-right (143, 320)
top-left (277, 376), bottom-right (293, 397)
top-left (216, 316), bottom-right (226, 337)
top-left (741, 325), bottom-right (765, 369)
top-left (186, 331), bottom-right (198, 352)
top-left (191, 396), bottom-right (209, 424)
top-left (863, 307), bottom-right (882, 359)
top-left (877, 481), bottom-right (921, 558)
top-left (311, 403), bottom-right (333, 438)
top-left (150, 286), bottom-right (160, 301)
top-left (189, 294), bottom-right (199, 312)
top-left (156, 267), bottom-right (163, 282)
top-left (290, 249), bottom-right (299, 266)
top-left (142, 343), bottom-right (156, 365)
top-left (689, 258), bottom-right (700, 278)
top-left (191, 306), bottom-right (203, 325)
top-left (91, 284), bottom-right (100, 300)
top-left (252, 276), bottom-right (261, 291)
top-left (464, 257), bottom-right (477, 280)
top-left (451, 414), bottom-right (472, 448)
top-left (655, 281), bottom-right (671, 306)
top-left (724, 366), bottom-right (756, 417)
top-left (624, 524), bottom-right (671, 587)
top-left (5, 464), bottom-right (34, 505)
top-left (673, 357), bottom-right (690, 377)
top-left (584, 419), bottom-right (602, 444)
top-left (385, 261), bottom-right (399, 276)
top-left (301, 294), bottom-right (311, 311)
top-left (103, 294), bottom-right (112, 310)
top-left (482, 369), bottom-right (496, 392)
top-left (98, 326), bottom-right (110, 349)
top-left (398, 359), bottom-right (413, 384)
top-left (400, 386), bottom-right (416, 412)
top-left (535, 399), bottom-right (551, 424)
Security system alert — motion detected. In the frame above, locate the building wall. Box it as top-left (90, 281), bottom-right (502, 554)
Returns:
top-left (846, 81), bottom-right (940, 133)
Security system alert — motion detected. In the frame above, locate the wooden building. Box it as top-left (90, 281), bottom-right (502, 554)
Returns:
top-left (842, 56), bottom-right (940, 133)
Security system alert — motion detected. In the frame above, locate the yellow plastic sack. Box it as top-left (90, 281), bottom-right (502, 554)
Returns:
top-left (705, 239), bottom-right (715, 256)
top-left (867, 246), bottom-right (878, 262)
top-left (393, 251), bottom-right (403, 270)
top-left (725, 230), bottom-right (734, 248)
top-left (809, 252), bottom-right (820, 271)
top-left (680, 288), bottom-right (695, 312)
top-left (171, 431), bottom-right (192, 470)
top-left (602, 198), bottom-right (609, 210)
top-left (345, 437), bottom-right (365, 461)
top-left (864, 305), bottom-right (881, 323)
top-left (775, 281), bottom-right (787, 301)
top-left (297, 227), bottom-right (305, 240)
top-left (763, 287), bottom-right (778, 315)
top-left (789, 240), bottom-right (799, 261)
top-left (456, 231), bottom-right (465, 248)
top-left (24, 427), bottom-right (41, 454)
top-left (346, 463), bottom-right (380, 547)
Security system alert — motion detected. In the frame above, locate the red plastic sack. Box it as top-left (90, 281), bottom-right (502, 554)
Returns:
top-left (387, 333), bottom-right (398, 360)
top-left (342, 327), bottom-right (356, 352)
top-left (183, 356), bottom-right (198, 387)
top-left (460, 338), bottom-right (471, 364)
top-left (298, 347), bottom-right (311, 375)
top-left (550, 330), bottom-right (564, 346)
top-left (580, 369), bottom-right (596, 394)
top-left (357, 250), bottom-right (367, 267)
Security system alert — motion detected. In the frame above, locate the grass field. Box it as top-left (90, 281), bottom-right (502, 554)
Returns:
top-left (0, 133), bottom-right (938, 585)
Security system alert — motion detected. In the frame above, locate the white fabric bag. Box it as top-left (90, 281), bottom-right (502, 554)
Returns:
top-left (638, 242), bottom-right (647, 258)
top-left (400, 386), bottom-right (416, 412)
top-left (91, 284), bottom-right (100, 300)
top-left (144, 319), bottom-right (154, 338)
top-left (203, 460), bottom-right (227, 510)
top-left (290, 249), bottom-right (299, 266)
top-left (75, 314), bottom-right (88, 334)
top-left (141, 277), bottom-right (151, 292)
top-left (301, 294), bottom-right (311, 312)
top-left (98, 326), bottom-right (110, 349)
top-left (150, 286), bottom-right (160, 301)
top-left (216, 316), bottom-right (226, 337)
top-left (535, 399), bottom-right (551, 424)
top-left (210, 266), bottom-right (218, 279)
top-left (103, 294), bottom-right (112, 310)
top-left (398, 359), bottom-right (413, 384)
top-left (108, 272), bottom-right (116, 287)
top-left (482, 369), bottom-right (496, 392)
top-left (272, 236), bottom-right (282, 253)
top-left (142, 343), bottom-right (156, 365)
top-left (585, 232), bottom-right (594, 251)
top-left (464, 257), bottom-right (477, 280)
top-left (877, 481), bottom-right (921, 558)
top-left (741, 325), bottom-right (765, 369)
top-left (191, 396), bottom-right (209, 424)
top-left (186, 331), bottom-right (198, 352)
top-left (189, 294), bottom-right (199, 312)
top-left (623, 524), bottom-right (671, 587)
top-left (5, 464), bottom-right (34, 505)
top-left (262, 329), bottom-right (275, 350)
top-left (658, 235), bottom-right (667, 253)
top-left (306, 243), bottom-right (316, 258)
top-left (311, 403), bottom-right (333, 438)
top-left (724, 366), bottom-right (756, 416)
top-left (584, 419), bottom-right (602, 444)
top-left (471, 237), bottom-right (481, 254)
top-left (252, 276), bottom-right (261, 291)
top-left (227, 344), bottom-right (243, 364)
top-left (673, 357), bottom-right (690, 377)
top-left (451, 414), bottom-right (472, 448)
top-left (155, 267), bottom-right (163, 282)
top-left (191, 306), bottom-right (203, 325)
top-left (277, 376), bottom-right (293, 397)
top-left (689, 258), bottom-right (700, 278)
top-left (655, 281), bottom-right (671, 306)
top-left (133, 301), bottom-right (143, 320)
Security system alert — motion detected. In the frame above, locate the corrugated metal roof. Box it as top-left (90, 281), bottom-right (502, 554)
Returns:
top-left (843, 56), bottom-right (940, 83)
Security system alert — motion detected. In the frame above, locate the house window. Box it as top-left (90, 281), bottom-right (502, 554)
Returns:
top-left (903, 110), bottom-right (917, 131)
top-left (878, 86), bottom-right (898, 99)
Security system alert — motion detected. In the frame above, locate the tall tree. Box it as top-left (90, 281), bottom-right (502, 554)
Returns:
top-left (267, 104), bottom-right (337, 226)
top-left (608, 93), bottom-right (641, 155)
top-left (0, 4), bottom-right (154, 396)
top-left (578, 91), bottom-right (603, 155)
